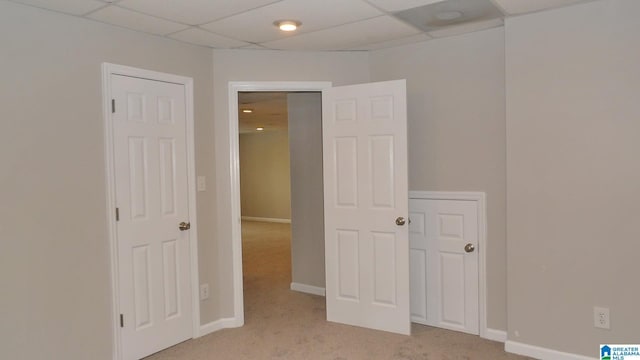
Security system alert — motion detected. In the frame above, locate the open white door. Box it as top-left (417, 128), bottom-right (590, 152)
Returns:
top-left (322, 80), bottom-right (410, 335)
top-left (111, 74), bottom-right (193, 360)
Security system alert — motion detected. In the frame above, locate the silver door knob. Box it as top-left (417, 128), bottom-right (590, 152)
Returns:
top-left (464, 243), bottom-right (475, 253)
top-left (395, 217), bottom-right (406, 226)
top-left (179, 222), bottom-right (191, 231)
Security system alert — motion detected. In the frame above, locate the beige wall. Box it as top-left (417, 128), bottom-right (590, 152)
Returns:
top-left (0, 2), bottom-right (216, 359)
top-left (505, 0), bottom-right (640, 355)
top-left (288, 93), bottom-right (325, 288)
top-left (8, 0), bottom-right (637, 357)
top-left (212, 49), bottom-right (370, 316)
top-left (239, 131), bottom-right (291, 220)
top-left (369, 27), bottom-right (507, 331)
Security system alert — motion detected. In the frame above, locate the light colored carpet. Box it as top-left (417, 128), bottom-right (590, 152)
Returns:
top-left (147, 221), bottom-right (531, 360)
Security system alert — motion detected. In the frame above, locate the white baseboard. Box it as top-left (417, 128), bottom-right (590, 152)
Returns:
top-left (505, 340), bottom-right (596, 360)
top-left (482, 328), bottom-right (507, 342)
top-left (290, 282), bottom-right (326, 296)
top-left (241, 216), bottom-right (291, 224)
top-left (198, 317), bottom-right (242, 337)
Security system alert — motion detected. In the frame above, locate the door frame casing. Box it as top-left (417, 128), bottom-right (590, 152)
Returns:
top-left (102, 63), bottom-right (201, 360)
top-left (408, 191), bottom-right (491, 340)
top-left (227, 81), bottom-right (332, 324)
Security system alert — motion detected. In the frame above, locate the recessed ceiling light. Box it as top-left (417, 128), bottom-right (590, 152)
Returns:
top-left (256, 127), bottom-right (264, 131)
top-left (435, 11), bottom-right (463, 21)
top-left (274, 20), bottom-right (301, 32)
top-left (242, 109), bottom-right (253, 113)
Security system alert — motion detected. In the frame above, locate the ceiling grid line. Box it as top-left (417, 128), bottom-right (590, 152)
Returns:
top-left (7, 0), bottom-right (596, 51)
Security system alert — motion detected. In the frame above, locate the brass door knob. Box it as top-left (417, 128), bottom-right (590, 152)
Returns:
top-left (395, 217), bottom-right (406, 226)
top-left (179, 222), bottom-right (191, 231)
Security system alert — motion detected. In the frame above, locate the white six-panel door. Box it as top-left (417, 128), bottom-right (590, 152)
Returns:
top-left (322, 80), bottom-right (410, 335)
top-left (409, 199), bottom-right (479, 335)
top-left (111, 74), bottom-right (193, 360)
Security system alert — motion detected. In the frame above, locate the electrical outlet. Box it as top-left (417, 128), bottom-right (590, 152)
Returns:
top-left (594, 306), bottom-right (610, 329)
top-left (200, 284), bottom-right (209, 300)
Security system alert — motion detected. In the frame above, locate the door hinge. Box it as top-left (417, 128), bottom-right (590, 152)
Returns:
top-left (115, 207), bottom-right (119, 221)
top-left (120, 314), bottom-right (124, 328)
top-left (111, 99), bottom-right (116, 113)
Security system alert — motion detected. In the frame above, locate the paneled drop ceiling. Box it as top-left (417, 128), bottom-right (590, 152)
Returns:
top-left (9, 0), bottom-right (594, 51)
top-left (238, 92), bottom-right (290, 134)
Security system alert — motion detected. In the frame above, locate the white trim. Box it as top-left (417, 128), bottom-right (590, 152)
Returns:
top-left (290, 282), bottom-right (326, 296)
top-left (228, 81), bottom-right (332, 326)
top-left (241, 216), bottom-right (291, 224)
top-left (102, 63), bottom-right (121, 360)
top-left (409, 191), bottom-right (486, 202)
top-left (184, 71), bottom-right (201, 340)
top-left (102, 63), bottom-right (201, 360)
top-left (199, 317), bottom-right (243, 337)
top-left (484, 329), bottom-right (507, 343)
top-left (505, 341), bottom-right (596, 360)
top-left (408, 191), bottom-right (489, 340)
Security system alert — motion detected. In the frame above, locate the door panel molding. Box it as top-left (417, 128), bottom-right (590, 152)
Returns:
top-left (408, 191), bottom-right (488, 340)
top-left (102, 63), bottom-right (200, 360)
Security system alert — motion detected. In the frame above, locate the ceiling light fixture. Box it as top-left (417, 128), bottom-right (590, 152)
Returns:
top-left (256, 127), bottom-right (264, 131)
top-left (242, 109), bottom-right (253, 113)
top-left (275, 20), bottom-right (301, 32)
top-left (435, 11), bottom-right (463, 21)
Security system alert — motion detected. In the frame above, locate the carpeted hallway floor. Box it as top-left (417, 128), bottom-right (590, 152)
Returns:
top-left (147, 221), bottom-right (531, 360)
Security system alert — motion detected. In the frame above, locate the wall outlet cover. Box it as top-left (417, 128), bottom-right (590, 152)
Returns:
top-left (200, 283), bottom-right (210, 300)
top-left (594, 306), bottom-right (610, 329)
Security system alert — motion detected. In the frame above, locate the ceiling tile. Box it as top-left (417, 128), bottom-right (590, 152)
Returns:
top-left (88, 6), bottom-right (189, 35)
top-left (365, 0), bottom-right (447, 12)
top-left (117, 0), bottom-right (283, 25)
top-left (491, 0), bottom-right (589, 15)
top-left (201, 0), bottom-right (382, 44)
top-left (262, 15), bottom-right (421, 51)
top-left (428, 18), bottom-right (502, 38)
top-left (393, 0), bottom-right (503, 32)
top-left (238, 44), bottom-right (270, 50)
top-left (10, 0), bottom-right (106, 15)
top-left (351, 33), bottom-right (432, 51)
top-left (169, 28), bottom-right (250, 48)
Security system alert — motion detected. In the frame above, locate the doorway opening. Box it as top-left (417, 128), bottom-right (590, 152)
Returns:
top-left (238, 92), bottom-right (298, 318)
top-left (229, 80), bottom-right (416, 335)
top-left (229, 82), bottom-right (331, 324)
